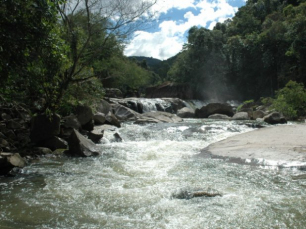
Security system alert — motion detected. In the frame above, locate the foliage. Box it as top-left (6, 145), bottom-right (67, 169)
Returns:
top-left (0, 0), bottom-right (157, 114)
top-left (58, 78), bottom-right (104, 115)
top-left (101, 56), bottom-right (152, 93)
top-left (0, 0), bottom-right (68, 110)
top-left (166, 0), bottom-right (306, 101)
top-left (269, 81), bottom-right (306, 119)
top-left (167, 26), bottom-right (229, 100)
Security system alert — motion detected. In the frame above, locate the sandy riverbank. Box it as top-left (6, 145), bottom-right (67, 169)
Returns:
top-left (200, 123), bottom-right (306, 168)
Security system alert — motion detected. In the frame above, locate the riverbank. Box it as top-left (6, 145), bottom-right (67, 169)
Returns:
top-left (201, 123), bottom-right (306, 168)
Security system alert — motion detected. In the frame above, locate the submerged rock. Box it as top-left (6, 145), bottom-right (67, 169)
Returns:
top-left (172, 189), bottom-right (222, 199)
top-left (208, 114), bottom-right (231, 120)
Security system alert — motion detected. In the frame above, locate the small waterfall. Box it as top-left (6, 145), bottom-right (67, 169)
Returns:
top-left (139, 98), bottom-right (171, 113)
top-left (118, 98), bottom-right (241, 114)
top-left (184, 100), bottom-right (209, 109)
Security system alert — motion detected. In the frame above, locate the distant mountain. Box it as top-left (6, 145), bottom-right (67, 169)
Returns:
top-left (128, 55), bottom-right (178, 80)
top-left (128, 56), bottom-right (162, 69)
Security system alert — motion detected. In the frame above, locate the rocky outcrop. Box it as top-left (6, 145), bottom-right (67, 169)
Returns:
top-left (67, 129), bottom-right (100, 157)
top-left (232, 112), bottom-right (250, 120)
top-left (177, 107), bottom-right (195, 118)
top-left (135, 111), bottom-right (183, 124)
top-left (263, 112), bottom-right (287, 124)
top-left (146, 82), bottom-right (194, 99)
top-left (195, 103), bottom-right (234, 118)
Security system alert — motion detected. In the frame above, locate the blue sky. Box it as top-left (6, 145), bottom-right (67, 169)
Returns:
top-left (124, 0), bottom-right (246, 60)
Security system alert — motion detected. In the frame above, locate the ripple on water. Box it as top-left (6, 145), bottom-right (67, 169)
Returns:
top-left (1, 120), bottom-right (306, 228)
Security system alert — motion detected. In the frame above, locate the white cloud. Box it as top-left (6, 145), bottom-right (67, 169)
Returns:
top-left (124, 30), bottom-right (182, 60)
top-left (124, 0), bottom-right (239, 59)
top-left (150, 0), bottom-right (196, 17)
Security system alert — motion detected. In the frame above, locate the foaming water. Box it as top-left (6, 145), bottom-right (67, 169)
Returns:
top-left (1, 119), bottom-right (306, 228)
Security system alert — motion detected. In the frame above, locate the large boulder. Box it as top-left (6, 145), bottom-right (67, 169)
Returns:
top-left (105, 111), bottom-right (121, 128)
top-left (135, 111), bottom-right (183, 124)
top-left (177, 107), bottom-right (195, 118)
top-left (93, 112), bottom-right (106, 125)
top-left (240, 108), bottom-right (253, 119)
top-left (112, 104), bottom-right (140, 121)
top-left (0, 153), bottom-right (26, 175)
top-left (253, 110), bottom-right (265, 120)
top-left (232, 112), bottom-right (250, 120)
top-left (87, 126), bottom-right (104, 143)
top-left (263, 112), bottom-right (287, 124)
top-left (162, 98), bottom-right (186, 113)
top-left (96, 99), bottom-right (112, 115)
top-left (76, 105), bottom-right (93, 126)
top-left (195, 103), bottom-right (234, 118)
top-left (67, 129), bottom-right (100, 157)
top-left (62, 115), bottom-right (81, 129)
top-left (30, 113), bottom-right (61, 143)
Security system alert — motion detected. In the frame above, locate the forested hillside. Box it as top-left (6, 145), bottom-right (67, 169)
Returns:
top-left (165, 0), bottom-right (306, 101)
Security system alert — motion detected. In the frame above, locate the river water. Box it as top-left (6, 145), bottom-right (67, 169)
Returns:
top-left (1, 119), bottom-right (306, 229)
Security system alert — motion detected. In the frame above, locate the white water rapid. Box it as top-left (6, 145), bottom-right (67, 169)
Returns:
top-left (1, 119), bottom-right (306, 228)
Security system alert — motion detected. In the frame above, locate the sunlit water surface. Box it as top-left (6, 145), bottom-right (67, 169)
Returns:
top-left (1, 119), bottom-right (306, 229)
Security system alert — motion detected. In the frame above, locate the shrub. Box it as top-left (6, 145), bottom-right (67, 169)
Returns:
top-left (270, 81), bottom-right (306, 119)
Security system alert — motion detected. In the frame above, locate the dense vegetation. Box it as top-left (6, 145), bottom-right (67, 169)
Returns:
top-left (161, 0), bottom-right (306, 102)
top-left (0, 0), bottom-right (156, 113)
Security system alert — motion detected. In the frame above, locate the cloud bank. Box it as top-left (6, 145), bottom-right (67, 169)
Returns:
top-left (124, 0), bottom-right (239, 60)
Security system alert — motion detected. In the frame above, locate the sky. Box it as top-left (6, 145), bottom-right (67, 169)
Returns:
top-left (124, 0), bottom-right (246, 60)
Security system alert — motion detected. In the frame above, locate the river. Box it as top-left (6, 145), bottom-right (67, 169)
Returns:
top-left (1, 119), bottom-right (306, 228)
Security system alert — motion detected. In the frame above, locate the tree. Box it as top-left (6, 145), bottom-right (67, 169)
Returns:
top-left (0, 0), bottom-right (67, 109)
top-left (54, 0), bottom-right (157, 107)
top-left (168, 26), bottom-right (229, 100)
